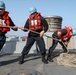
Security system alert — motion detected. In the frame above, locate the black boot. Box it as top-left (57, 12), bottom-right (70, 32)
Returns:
top-left (47, 54), bottom-right (53, 62)
top-left (63, 45), bottom-right (67, 53)
top-left (63, 48), bottom-right (67, 53)
top-left (63, 50), bottom-right (67, 53)
top-left (19, 54), bottom-right (25, 64)
top-left (42, 54), bottom-right (48, 64)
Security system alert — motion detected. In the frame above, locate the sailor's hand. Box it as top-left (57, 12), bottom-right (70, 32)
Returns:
top-left (64, 41), bottom-right (68, 45)
top-left (21, 27), bottom-right (25, 31)
top-left (40, 30), bottom-right (44, 37)
top-left (13, 26), bottom-right (18, 30)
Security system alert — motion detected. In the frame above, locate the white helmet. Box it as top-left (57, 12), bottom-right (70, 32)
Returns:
top-left (29, 7), bottom-right (37, 14)
top-left (0, 1), bottom-right (5, 9)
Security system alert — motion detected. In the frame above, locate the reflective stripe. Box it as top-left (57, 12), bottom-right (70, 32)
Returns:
top-left (29, 13), bottom-right (42, 31)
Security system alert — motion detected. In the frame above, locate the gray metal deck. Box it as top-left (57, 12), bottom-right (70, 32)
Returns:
top-left (0, 51), bottom-right (76, 75)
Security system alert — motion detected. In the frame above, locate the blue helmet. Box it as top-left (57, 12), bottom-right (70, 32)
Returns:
top-left (72, 28), bottom-right (76, 36)
top-left (0, 1), bottom-right (5, 9)
top-left (29, 7), bottom-right (37, 14)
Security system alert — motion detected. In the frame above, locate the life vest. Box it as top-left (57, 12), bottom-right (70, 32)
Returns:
top-left (29, 13), bottom-right (43, 31)
top-left (0, 11), bottom-right (10, 32)
top-left (58, 27), bottom-right (72, 40)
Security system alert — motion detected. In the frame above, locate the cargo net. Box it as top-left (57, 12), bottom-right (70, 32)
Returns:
top-left (57, 53), bottom-right (76, 67)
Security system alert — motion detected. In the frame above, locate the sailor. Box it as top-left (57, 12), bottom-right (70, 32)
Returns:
top-left (0, 1), bottom-right (18, 51)
top-left (47, 26), bottom-right (74, 62)
top-left (19, 7), bottom-right (49, 64)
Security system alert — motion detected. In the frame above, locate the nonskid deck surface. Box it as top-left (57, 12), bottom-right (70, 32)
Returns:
top-left (0, 50), bottom-right (76, 75)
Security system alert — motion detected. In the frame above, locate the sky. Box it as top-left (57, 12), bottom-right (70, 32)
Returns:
top-left (1, 0), bottom-right (76, 36)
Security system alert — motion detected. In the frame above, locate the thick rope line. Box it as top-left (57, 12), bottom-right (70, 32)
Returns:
top-left (0, 26), bottom-right (67, 51)
top-left (0, 26), bottom-right (60, 40)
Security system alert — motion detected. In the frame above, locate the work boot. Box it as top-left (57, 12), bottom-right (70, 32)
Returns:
top-left (19, 54), bottom-right (25, 64)
top-left (62, 45), bottom-right (67, 53)
top-left (63, 50), bottom-right (67, 53)
top-left (42, 57), bottom-right (48, 64)
top-left (47, 54), bottom-right (53, 62)
top-left (42, 54), bottom-right (48, 64)
top-left (63, 48), bottom-right (67, 53)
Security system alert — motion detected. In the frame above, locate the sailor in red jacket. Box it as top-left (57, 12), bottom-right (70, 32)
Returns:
top-left (19, 7), bottom-right (48, 64)
top-left (0, 1), bottom-right (18, 51)
top-left (47, 26), bottom-right (73, 62)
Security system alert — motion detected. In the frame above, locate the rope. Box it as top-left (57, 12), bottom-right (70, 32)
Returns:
top-left (0, 26), bottom-right (67, 50)
top-left (0, 26), bottom-right (61, 41)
